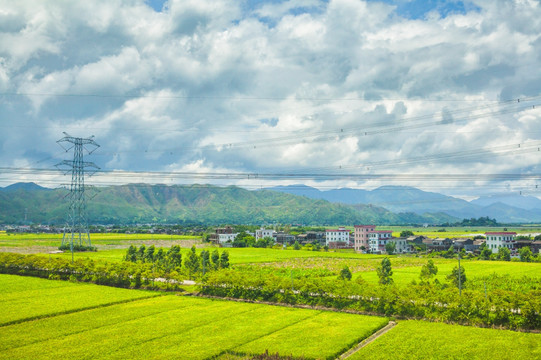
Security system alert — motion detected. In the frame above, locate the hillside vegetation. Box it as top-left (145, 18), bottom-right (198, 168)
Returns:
top-left (0, 183), bottom-right (457, 225)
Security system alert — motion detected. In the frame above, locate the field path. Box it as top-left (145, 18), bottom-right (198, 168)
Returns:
top-left (339, 320), bottom-right (396, 359)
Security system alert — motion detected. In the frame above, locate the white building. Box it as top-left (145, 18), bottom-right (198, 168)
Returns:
top-left (368, 231), bottom-right (409, 254)
top-left (255, 228), bottom-right (275, 240)
top-left (325, 227), bottom-right (350, 246)
top-left (485, 232), bottom-right (517, 253)
top-left (218, 233), bottom-right (238, 244)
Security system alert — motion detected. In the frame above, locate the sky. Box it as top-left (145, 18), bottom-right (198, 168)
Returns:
top-left (0, 0), bottom-right (540, 199)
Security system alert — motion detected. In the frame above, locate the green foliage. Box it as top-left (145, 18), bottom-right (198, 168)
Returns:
top-left (447, 265), bottom-right (466, 288)
top-left (219, 251), bottom-right (230, 269)
top-left (385, 241), bottom-right (396, 255)
top-left (185, 245), bottom-right (200, 278)
top-left (400, 230), bottom-right (414, 237)
top-left (339, 266), bottom-right (352, 281)
top-left (519, 247), bottom-right (533, 262)
top-left (419, 259), bottom-right (438, 281)
top-left (293, 241), bottom-right (301, 250)
top-left (377, 257), bottom-right (393, 285)
top-left (454, 216), bottom-right (499, 227)
top-left (211, 249), bottom-right (220, 270)
top-left (58, 244), bottom-right (97, 252)
top-left (479, 243), bottom-right (492, 260)
top-left (497, 247), bottom-right (511, 261)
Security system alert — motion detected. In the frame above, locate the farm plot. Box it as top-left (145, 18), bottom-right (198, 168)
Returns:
top-left (350, 320), bottom-right (541, 360)
top-left (0, 274), bottom-right (158, 325)
top-left (0, 275), bottom-right (389, 360)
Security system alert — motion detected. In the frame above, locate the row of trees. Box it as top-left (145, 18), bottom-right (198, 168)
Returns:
top-left (200, 259), bottom-right (539, 330)
top-left (124, 245), bottom-right (230, 279)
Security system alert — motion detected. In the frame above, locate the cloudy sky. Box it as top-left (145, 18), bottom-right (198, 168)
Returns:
top-left (0, 0), bottom-right (540, 199)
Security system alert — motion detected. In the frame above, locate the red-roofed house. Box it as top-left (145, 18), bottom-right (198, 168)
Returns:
top-left (485, 232), bottom-right (517, 253)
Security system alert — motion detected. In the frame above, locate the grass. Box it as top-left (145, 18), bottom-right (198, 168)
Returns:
top-left (0, 274), bottom-right (389, 360)
top-left (350, 320), bottom-right (541, 360)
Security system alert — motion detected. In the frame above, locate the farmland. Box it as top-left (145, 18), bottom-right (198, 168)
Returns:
top-left (350, 320), bottom-right (541, 360)
top-left (0, 274), bottom-right (388, 360)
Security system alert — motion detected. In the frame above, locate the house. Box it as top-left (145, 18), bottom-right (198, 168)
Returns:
top-left (255, 228), bottom-right (275, 240)
top-left (209, 226), bottom-right (234, 244)
top-left (485, 232), bottom-right (517, 253)
top-left (274, 232), bottom-right (296, 245)
top-left (354, 225), bottom-right (375, 251)
top-left (422, 238), bottom-right (452, 252)
top-left (218, 233), bottom-right (237, 244)
top-left (453, 238), bottom-right (475, 252)
top-left (368, 231), bottom-right (409, 254)
top-left (325, 227), bottom-right (351, 246)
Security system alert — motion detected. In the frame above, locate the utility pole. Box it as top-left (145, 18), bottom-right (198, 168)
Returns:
top-left (56, 133), bottom-right (99, 256)
top-left (458, 251), bottom-right (462, 297)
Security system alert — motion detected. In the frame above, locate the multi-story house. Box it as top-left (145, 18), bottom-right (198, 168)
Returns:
top-left (354, 225), bottom-right (375, 251)
top-left (325, 227), bottom-right (351, 246)
top-left (485, 232), bottom-right (517, 253)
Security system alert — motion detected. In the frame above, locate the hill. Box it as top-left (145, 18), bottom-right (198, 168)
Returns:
top-left (0, 183), bottom-right (456, 225)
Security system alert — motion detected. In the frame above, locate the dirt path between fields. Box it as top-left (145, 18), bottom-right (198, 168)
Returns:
top-left (339, 320), bottom-right (397, 359)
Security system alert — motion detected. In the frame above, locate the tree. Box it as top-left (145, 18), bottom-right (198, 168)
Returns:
top-left (479, 243), bottom-right (492, 260)
top-left (419, 259), bottom-right (438, 281)
top-left (136, 245), bottom-right (146, 261)
top-left (200, 250), bottom-right (210, 274)
top-left (144, 245), bottom-right (155, 263)
top-left (211, 249), bottom-right (220, 270)
top-left (534, 234), bottom-right (541, 241)
top-left (184, 245), bottom-right (200, 278)
top-left (293, 241), bottom-right (301, 250)
top-left (338, 265), bottom-right (352, 280)
top-left (323, 245), bottom-right (329, 252)
top-left (400, 230), bottom-right (414, 237)
top-left (125, 245), bottom-right (137, 262)
top-left (519, 246), bottom-right (533, 262)
top-left (219, 251), bottom-right (230, 269)
top-left (497, 247), bottom-right (511, 261)
top-left (377, 257), bottom-right (393, 285)
top-left (385, 241), bottom-right (397, 255)
top-left (447, 265), bottom-right (466, 289)
top-left (166, 245), bottom-right (182, 268)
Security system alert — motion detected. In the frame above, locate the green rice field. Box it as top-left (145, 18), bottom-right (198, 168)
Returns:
top-left (350, 320), bottom-right (541, 360)
top-left (0, 274), bottom-right (389, 360)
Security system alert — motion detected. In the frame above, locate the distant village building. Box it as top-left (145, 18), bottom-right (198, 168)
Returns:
top-left (485, 232), bottom-right (517, 253)
top-left (255, 228), bottom-right (275, 240)
top-left (354, 225), bottom-right (375, 251)
top-left (325, 227), bottom-right (350, 246)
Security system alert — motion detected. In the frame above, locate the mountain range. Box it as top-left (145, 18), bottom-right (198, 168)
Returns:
top-left (266, 185), bottom-right (541, 223)
top-left (1, 182), bottom-right (540, 225)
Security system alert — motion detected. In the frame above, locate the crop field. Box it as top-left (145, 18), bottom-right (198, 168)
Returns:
top-left (0, 274), bottom-right (159, 326)
top-left (379, 225), bottom-right (541, 238)
top-left (0, 274), bottom-right (389, 360)
top-left (350, 320), bottom-right (541, 360)
top-left (0, 232), bottom-right (199, 248)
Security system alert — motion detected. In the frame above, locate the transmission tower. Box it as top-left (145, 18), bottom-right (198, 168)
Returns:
top-left (56, 133), bottom-right (100, 249)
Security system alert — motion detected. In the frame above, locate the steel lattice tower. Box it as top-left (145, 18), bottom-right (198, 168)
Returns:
top-left (56, 133), bottom-right (100, 248)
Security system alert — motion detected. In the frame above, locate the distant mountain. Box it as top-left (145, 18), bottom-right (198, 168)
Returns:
top-left (0, 183), bottom-right (456, 225)
top-left (471, 194), bottom-right (541, 211)
top-left (0, 182), bottom-right (50, 192)
top-left (267, 185), bottom-right (541, 223)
